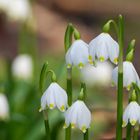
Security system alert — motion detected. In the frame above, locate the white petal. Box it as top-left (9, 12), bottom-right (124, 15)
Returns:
top-left (77, 101), bottom-right (91, 132)
top-left (65, 48), bottom-right (73, 68)
top-left (89, 40), bottom-right (97, 61)
top-left (53, 83), bottom-right (68, 112)
top-left (89, 33), bottom-right (109, 61)
top-left (96, 42), bottom-right (108, 61)
top-left (123, 62), bottom-right (137, 88)
top-left (41, 92), bottom-right (48, 110)
top-left (70, 40), bottom-right (89, 66)
top-left (44, 83), bottom-right (56, 109)
top-left (107, 39), bottom-right (119, 64)
top-left (130, 63), bottom-right (140, 87)
top-left (64, 100), bottom-right (91, 131)
top-left (64, 107), bottom-right (73, 127)
top-left (112, 61), bottom-right (139, 88)
top-left (69, 101), bottom-right (81, 127)
top-left (129, 102), bottom-right (140, 125)
top-left (89, 33), bottom-right (119, 63)
top-left (40, 83), bottom-right (55, 110)
top-left (112, 66), bottom-right (118, 85)
top-left (123, 102), bottom-right (140, 126)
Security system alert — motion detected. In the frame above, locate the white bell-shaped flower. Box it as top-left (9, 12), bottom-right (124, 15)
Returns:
top-left (0, 93), bottom-right (9, 120)
top-left (65, 39), bottom-right (89, 69)
top-left (122, 101), bottom-right (140, 127)
top-left (89, 33), bottom-right (119, 64)
top-left (64, 100), bottom-right (91, 133)
top-left (40, 82), bottom-right (68, 112)
top-left (12, 54), bottom-right (33, 80)
top-left (112, 61), bottom-right (140, 90)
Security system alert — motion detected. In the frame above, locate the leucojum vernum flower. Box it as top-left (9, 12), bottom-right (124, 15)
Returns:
top-left (40, 82), bottom-right (68, 112)
top-left (39, 15), bottom-right (140, 140)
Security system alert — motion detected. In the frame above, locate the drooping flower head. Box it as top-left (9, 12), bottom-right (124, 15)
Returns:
top-left (122, 101), bottom-right (140, 127)
top-left (64, 100), bottom-right (91, 133)
top-left (40, 82), bottom-right (68, 112)
top-left (65, 39), bottom-right (89, 69)
top-left (112, 61), bottom-right (140, 90)
top-left (89, 33), bottom-right (119, 64)
top-left (0, 93), bottom-right (9, 120)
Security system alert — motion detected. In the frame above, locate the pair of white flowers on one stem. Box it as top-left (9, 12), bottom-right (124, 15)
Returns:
top-left (40, 82), bottom-right (91, 133)
top-left (66, 32), bottom-right (119, 69)
top-left (66, 32), bottom-right (140, 90)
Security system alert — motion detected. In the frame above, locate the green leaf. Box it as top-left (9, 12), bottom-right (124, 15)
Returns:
top-left (39, 62), bottom-right (48, 94)
top-left (64, 23), bottom-right (81, 52)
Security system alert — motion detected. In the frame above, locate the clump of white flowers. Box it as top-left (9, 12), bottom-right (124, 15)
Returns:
top-left (112, 61), bottom-right (140, 90)
top-left (65, 39), bottom-right (89, 69)
top-left (64, 100), bottom-right (91, 133)
top-left (122, 101), bottom-right (140, 127)
top-left (89, 33), bottom-right (119, 64)
top-left (12, 54), bottom-right (33, 80)
top-left (40, 82), bottom-right (68, 112)
top-left (0, 93), bottom-right (9, 120)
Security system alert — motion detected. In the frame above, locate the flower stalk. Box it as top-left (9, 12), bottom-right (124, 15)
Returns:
top-left (81, 83), bottom-right (89, 140)
top-left (43, 110), bottom-right (51, 140)
top-left (133, 124), bottom-right (139, 140)
top-left (39, 62), bottom-right (57, 140)
top-left (126, 123), bottom-right (131, 140)
top-left (64, 23), bottom-right (81, 140)
top-left (65, 68), bottom-right (72, 140)
top-left (116, 15), bottom-right (124, 140)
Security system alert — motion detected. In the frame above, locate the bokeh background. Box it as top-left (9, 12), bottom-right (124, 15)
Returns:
top-left (0, 0), bottom-right (140, 140)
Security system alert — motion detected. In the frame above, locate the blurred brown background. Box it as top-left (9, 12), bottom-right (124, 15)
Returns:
top-left (0, 0), bottom-right (140, 139)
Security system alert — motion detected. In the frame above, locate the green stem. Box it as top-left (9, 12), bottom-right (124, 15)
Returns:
top-left (81, 82), bottom-right (86, 101)
top-left (116, 15), bottom-right (124, 140)
top-left (133, 128), bottom-right (139, 140)
top-left (67, 68), bottom-right (72, 105)
top-left (81, 82), bottom-right (88, 140)
top-left (126, 123), bottom-right (131, 140)
top-left (43, 110), bottom-right (51, 140)
top-left (84, 129), bottom-right (89, 140)
top-left (65, 68), bottom-right (72, 140)
top-left (64, 23), bottom-right (80, 140)
top-left (39, 63), bottom-right (56, 140)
